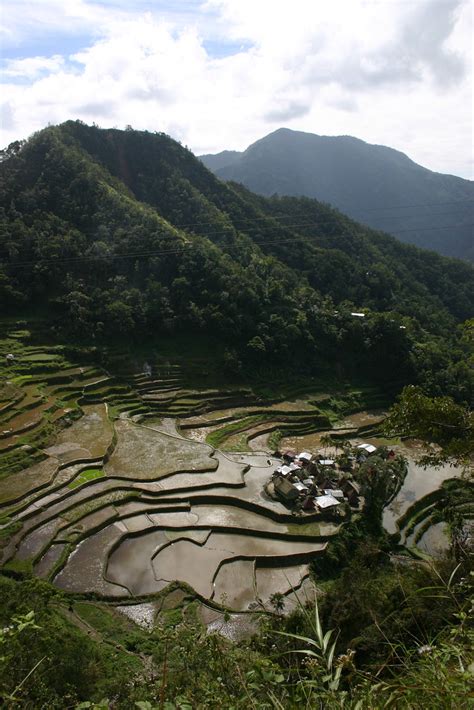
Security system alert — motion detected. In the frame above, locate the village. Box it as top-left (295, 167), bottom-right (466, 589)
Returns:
top-left (266, 441), bottom-right (403, 519)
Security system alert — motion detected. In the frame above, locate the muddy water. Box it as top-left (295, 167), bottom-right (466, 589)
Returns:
top-left (47, 404), bottom-right (113, 459)
top-left (229, 465), bottom-right (286, 512)
top-left (249, 431), bottom-right (271, 451)
top-left (166, 476), bottom-right (288, 518)
top-left (57, 505), bottom-right (118, 540)
top-left (35, 543), bottom-right (66, 578)
top-left (145, 418), bottom-right (180, 436)
top-left (187, 504), bottom-right (287, 534)
top-left (121, 513), bottom-right (155, 533)
top-left (164, 528), bottom-right (210, 543)
top-left (43, 443), bottom-right (92, 464)
top-left (5, 404), bottom-right (397, 607)
top-left (55, 524), bottom-right (128, 596)
top-left (114, 528), bottom-right (327, 605)
top-left (107, 529), bottom-right (169, 595)
top-left (105, 420), bottom-right (216, 479)
top-left (206, 531), bottom-right (324, 558)
top-left (148, 511), bottom-right (199, 527)
top-left (187, 529), bottom-right (320, 559)
top-left (16, 519), bottom-right (62, 560)
top-left (212, 559), bottom-right (256, 609)
top-left (226, 452), bottom-right (278, 468)
top-left (284, 576), bottom-right (318, 613)
top-left (255, 564), bottom-right (308, 607)
top-left (153, 539), bottom-right (232, 598)
top-left (154, 452), bottom-right (246, 492)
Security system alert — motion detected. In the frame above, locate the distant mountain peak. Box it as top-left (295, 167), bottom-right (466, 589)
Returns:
top-left (199, 128), bottom-right (473, 260)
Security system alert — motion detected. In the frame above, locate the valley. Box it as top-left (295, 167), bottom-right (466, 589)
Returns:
top-left (0, 121), bottom-right (472, 707)
top-left (1, 325), bottom-right (467, 628)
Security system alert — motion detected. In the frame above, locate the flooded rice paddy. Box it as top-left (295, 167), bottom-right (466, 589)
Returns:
top-left (1, 350), bottom-right (464, 621)
top-left (2, 398), bottom-right (334, 609)
top-left (46, 404), bottom-right (113, 460)
top-left (105, 420), bottom-right (217, 479)
top-left (415, 522), bottom-right (450, 556)
top-left (383, 451), bottom-right (460, 534)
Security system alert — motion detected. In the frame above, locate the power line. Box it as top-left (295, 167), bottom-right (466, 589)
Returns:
top-left (4, 222), bottom-right (473, 269)
top-left (1, 199), bottom-right (471, 257)
top-left (167, 198), bottom-right (474, 230)
top-left (2, 213), bottom-right (470, 265)
top-left (159, 216), bottom-right (473, 240)
top-left (342, 198), bottom-right (474, 214)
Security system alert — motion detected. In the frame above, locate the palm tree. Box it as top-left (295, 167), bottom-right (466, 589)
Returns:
top-left (320, 433), bottom-right (335, 456)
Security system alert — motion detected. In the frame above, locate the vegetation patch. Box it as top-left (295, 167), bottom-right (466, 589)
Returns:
top-left (0, 516), bottom-right (22, 549)
top-left (73, 601), bottom-right (138, 645)
top-left (68, 468), bottom-right (104, 489)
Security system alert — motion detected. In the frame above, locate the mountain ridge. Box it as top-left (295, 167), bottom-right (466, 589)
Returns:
top-left (199, 127), bottom-right (474, 260)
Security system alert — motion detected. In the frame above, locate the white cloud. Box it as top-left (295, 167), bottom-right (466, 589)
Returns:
top-left (0, 0), bottom-right (124, 43)
top-left (0, 0), bottom-right (472, 178)
top-left (3, 54), bottom-right (65, 79)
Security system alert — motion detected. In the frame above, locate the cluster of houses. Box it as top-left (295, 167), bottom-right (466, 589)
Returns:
top-left (268, 443), bottom-right (380, 516)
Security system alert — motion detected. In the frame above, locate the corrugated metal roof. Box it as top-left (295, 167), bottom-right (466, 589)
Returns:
top-left (315, 495), bottom-right (340, 509)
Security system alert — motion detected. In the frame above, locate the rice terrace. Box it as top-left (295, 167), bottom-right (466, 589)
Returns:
top-left (1, 324), bottom-right (467, 635)
top-left (0, 8), bottom-right (473, 699)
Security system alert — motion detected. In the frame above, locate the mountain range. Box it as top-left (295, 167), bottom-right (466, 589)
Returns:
top-left (200, 128), bottom-right (474, 261)
top-left (0, 121), bottom-right (473, 398)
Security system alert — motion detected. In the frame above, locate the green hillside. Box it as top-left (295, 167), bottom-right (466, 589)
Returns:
top-left (0, 121), bottom-right (473, 400)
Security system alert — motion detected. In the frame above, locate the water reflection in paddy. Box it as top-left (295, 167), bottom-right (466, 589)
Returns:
top-left (107, 529), bottom-right (169, 595)
top-left (255, 565), bottom-right (308, 607)
top-left (383, 454), bottom-right (459, 534)
top-left (416, 522), bottom-right (450, 556)
top-left (212, 559), bottom-right (256, 608)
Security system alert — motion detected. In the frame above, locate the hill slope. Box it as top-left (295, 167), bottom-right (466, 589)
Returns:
top-left (200, 128), bottom-right (474, 261)
top-left (0, 121), bottom-right (473, 398)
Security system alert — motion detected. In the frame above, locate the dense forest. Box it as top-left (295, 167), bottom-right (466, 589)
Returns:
top-left (1, 121), bottom-right (473, 402)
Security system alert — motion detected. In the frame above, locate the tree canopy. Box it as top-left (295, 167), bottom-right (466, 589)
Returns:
top-left (384, 385), bottom-right (474, 466)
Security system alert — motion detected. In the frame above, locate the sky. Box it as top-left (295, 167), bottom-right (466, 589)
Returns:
top-left (0, 0), bottom-right (472, 178)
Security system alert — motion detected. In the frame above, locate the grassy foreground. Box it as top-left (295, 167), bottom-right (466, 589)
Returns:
top-left (1, 531), bottom-right (472, 709)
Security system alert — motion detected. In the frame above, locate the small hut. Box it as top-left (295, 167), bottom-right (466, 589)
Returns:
top-left (274, 475), bottom-right (300, 503)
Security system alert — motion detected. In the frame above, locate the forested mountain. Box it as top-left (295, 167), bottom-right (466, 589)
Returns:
top-left (1, 121), bottom-right (473, 399)
top-left (200, 128), bottom-right (474, 261)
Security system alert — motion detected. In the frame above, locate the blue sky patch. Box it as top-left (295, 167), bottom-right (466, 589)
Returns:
top-left (203, 39), bottom-right (253, 59)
